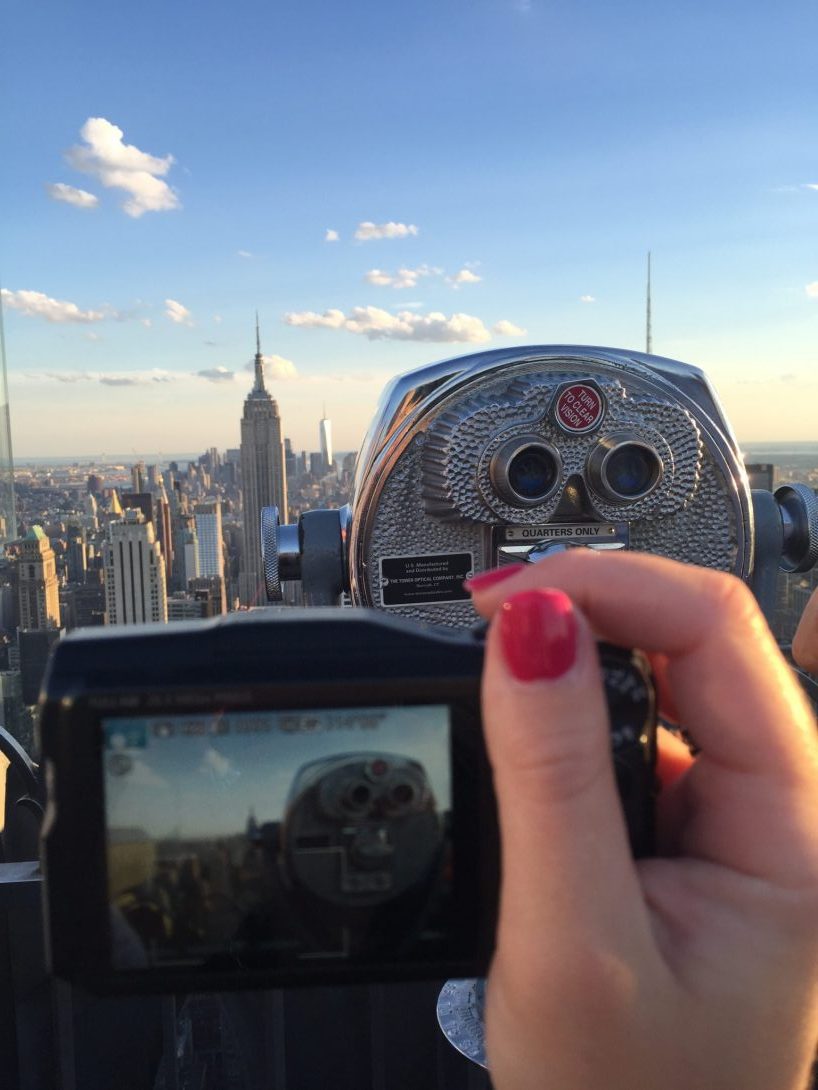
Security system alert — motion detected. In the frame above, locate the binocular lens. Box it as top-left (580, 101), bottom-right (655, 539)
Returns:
top-left (491, 438), bottom-right (561, 506)
top-left (604, 443), bottom-right (661, 499)
top-left (346, 782), bottom-right (372, 811)
top-left (508, 447), bottom-right (558, 500)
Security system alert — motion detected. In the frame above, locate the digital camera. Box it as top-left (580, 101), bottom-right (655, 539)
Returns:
top-left (261, 346), bottom-right (818, 617)
top-left (39, 610), bottom-right (655, 994)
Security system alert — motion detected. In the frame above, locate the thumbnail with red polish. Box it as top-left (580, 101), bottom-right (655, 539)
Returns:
top-left (464, 565), bottom-right (523, 593)
top-left (498, 589), bottom-right (577, 681)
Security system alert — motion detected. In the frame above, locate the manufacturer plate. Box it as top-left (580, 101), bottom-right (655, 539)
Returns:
top-left (380, 552), bottom-right (474, 607)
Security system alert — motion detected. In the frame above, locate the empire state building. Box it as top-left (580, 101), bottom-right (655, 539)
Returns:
top-left (239, 321), bottom-right (287, 606)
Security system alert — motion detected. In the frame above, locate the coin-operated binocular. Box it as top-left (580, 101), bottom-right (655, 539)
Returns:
top-left (262, 346), bottom-right (818, 624)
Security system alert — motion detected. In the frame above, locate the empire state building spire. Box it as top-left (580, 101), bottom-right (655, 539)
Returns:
top-left (253, 311), bottom-right (265, 392)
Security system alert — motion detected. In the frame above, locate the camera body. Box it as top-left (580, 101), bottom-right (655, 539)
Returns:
top-left (40, 610), bottom-right (655, 994)
top-left (263, 346), bottom-right (818, 616)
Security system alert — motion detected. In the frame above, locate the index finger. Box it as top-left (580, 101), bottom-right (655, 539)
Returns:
top-left (469, 551), bottom-right (818, 883)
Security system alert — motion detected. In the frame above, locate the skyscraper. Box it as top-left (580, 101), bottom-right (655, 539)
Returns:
top-left (104, 509), bottom-right (168, 624)
top-left (18, 527), bottom-right (61, 630)
top-left (0, 289), bottom-right (18, 544)
top-left (194, 499), bottom-right (223, 577)
top-left (319, 406), bottom-right (333, 474)
top-left (194, 500), bottom-right (226, 612)
top-left (239, 319), bottom-right (287, 606)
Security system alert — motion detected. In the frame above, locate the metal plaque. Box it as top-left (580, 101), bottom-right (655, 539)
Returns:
top-left (379, 552), bottom-right (474, 607)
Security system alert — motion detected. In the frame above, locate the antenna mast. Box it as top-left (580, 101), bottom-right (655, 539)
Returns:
top-left (646, 251), bottom-right (653, 355)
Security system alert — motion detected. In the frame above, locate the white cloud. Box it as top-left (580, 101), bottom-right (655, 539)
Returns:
top-left (197, 367), bottom-right (235, 383)
top-left (447, 268), bottom-right (482, 287)
top-left (364, 264), bottom-right (439, 289)
top-left (325, 228), bottom-right (340, 242)
top-left (354, 221), bottom-right (419, 241)
top-left (262, 354), bottom-right (298, 380)
top-left (46, 182), bottom-right (99, 209)
top-left (804, 184), bottom-right (818, 192)
top-left (1, 287), bottom-right (106, 323)
top-left (580, 294), bottom-right (596, 303)
top-left (805, 282), bottom-right (818, 299)
top-left (65, 117), bottom-right (180, 218)
top-left (29, 368), bottom-right (174, 386)
top-left (242, 354), bottom-right (299, 380)
top-left (165, 298), bottom-right (193, 326)
top-left (237, 249), bottom-right (253, 258)
top-left (493, 319), bottom-right (527, 336)
top-left (285, 305), bottom-right (491, 343)
top-left (199, 746), bottom-right (239, 786)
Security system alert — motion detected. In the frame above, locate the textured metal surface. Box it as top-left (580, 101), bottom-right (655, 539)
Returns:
top-left (350, 349), bottom-right (750, 623)
top-left (436, 979), bottom-right (487, 1069)
top-left (775, 483), bottom-right (818, 573)
top-left (261, 506), bottom-right (282, 601)
top-left (421, 370), bottom-right (702, 525)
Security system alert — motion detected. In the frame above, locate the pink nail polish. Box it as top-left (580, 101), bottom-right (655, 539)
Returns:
top-left (498, 589), bottom-right (578, 681)
top-left (464, 565), bottom-right (524, 593)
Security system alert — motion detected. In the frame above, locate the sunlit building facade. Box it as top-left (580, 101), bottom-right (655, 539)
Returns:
top-left (18, 527), bottom-right (61, 630)
top-left (104, 510), bottom-right (168, 625)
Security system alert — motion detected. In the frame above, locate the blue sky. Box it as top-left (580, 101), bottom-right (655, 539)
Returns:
top-left (2, 0), bottom-right (817, 456)
top-left (104, 704), bottom-right (451, 839)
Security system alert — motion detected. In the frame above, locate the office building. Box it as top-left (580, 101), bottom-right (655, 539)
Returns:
top-left (131, 461), bottom-right (146, 494)
top-left (154, 485), bottom-right (174, 588)
top-left (121, 491), bottom-right (154, 526)
top-left (104, 510), bottom-right (168, 625)
top-left (319, 408), bottom-right (333, 473)
top-left (84, 492), bottom-right (99, 531)
top-left (193, 502), bottom-right (226, 612)
top-left (167, 592), bottom-right (207, 622)
top-left (18, 628), bottom-right (62, 704)
top-left (194, 500), bottom-right (225, 581)
top-left (60, 582), bottom-right (106, 630)
top-left (0, 670), bottom-right (25, 745)
top-left (239, 320), bottom-right (287, 605)
top-left (745, 463), bottom-right (775, 491)
top-left (188, 575), bottom-right (226, 616)
top-left (18, 527), bottom-right (61, 630)
top-left (65, 526), bottom-right (87, 584)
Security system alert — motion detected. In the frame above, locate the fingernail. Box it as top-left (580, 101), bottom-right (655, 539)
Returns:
top-left (498, 589), bottom-right (578, 681)
top-left (464, 565), bottom-right (524, 592)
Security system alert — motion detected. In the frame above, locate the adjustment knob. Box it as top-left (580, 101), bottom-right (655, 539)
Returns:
top-left (775, 483), bottom-right (818, 573)
top-left (261, 505), bottom-right (283, 600)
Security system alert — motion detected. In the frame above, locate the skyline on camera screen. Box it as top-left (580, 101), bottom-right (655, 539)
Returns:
top-left (103, 703), bottom-right (451, 841)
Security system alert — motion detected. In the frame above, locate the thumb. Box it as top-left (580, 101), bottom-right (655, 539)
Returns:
top-left (482, 588), bottom-right (647, 972)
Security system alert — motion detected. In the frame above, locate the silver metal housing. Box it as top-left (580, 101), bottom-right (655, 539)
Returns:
top-left (348, 346), bottom-right (753, 627)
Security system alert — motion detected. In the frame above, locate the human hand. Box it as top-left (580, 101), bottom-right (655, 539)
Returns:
top-left (794, 586), bottom-right (818, 675)
top-left (467, 552), bottom-right (818, 1090)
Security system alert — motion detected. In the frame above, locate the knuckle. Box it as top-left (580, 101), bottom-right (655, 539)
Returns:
top-left (497, 717), bottom-right (611, 806)
top-left (702, 570), bottom-right (759, 626)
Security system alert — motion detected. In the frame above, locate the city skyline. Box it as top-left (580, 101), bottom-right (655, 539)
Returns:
top-left (2, 0), bottom-right (818, 456)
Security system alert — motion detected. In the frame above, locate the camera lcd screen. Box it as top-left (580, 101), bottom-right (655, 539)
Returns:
top-left (102, 703), bottom-right (454, 973)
